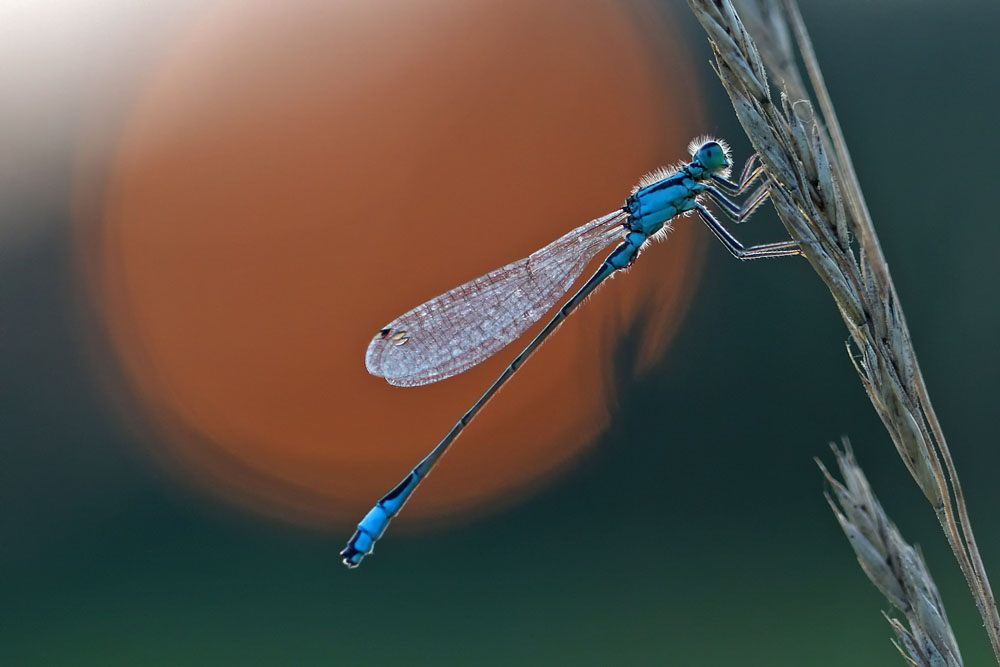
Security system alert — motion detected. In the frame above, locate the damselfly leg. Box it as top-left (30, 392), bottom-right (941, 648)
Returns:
top-left (694, 202), bottom-right (801, 260)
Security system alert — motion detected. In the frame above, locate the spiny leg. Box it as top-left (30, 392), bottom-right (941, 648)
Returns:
top-left (694, 203), bottom-right (801, 260)
top-left (736, 154), bottom-right (764, 189)
top-left (710, 153), bottom-right (765, 195)
top-left (702, 183), bottom-right (770, 224)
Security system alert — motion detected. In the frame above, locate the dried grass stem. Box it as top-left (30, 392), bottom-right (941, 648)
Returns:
top-left (686, 0), bottom-right (1000, 660)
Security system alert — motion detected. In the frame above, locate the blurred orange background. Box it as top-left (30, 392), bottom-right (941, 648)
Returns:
top-left (77, 0), bottom-right (703, 528)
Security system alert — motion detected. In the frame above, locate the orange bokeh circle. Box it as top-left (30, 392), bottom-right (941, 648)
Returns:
top-left (83, 0), bottom-right (704, 528)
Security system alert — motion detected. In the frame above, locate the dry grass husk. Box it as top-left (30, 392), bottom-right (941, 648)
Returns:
top-left (686, 0), bottom-right (1000, 661)
top-left (821, 441), bottom-right (962, 666)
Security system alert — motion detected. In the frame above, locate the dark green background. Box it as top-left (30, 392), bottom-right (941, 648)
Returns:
top-left (4, 2), bottom-right (999, 664)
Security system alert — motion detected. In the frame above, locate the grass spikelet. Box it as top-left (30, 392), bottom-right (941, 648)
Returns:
top-left (687, 0), bottom-right (1000, 660)
top-left (820, 442), bottom-right (962, 667)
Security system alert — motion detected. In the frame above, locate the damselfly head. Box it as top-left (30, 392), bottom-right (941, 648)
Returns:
top-left (689, 137), bottom-right (732, 176)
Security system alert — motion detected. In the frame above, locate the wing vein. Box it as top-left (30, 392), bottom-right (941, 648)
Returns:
top-left (366, 210), bottom-right (626, 386)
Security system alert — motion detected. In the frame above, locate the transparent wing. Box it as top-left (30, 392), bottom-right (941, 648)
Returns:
top-left (366, 209), bottom-right (627, 386)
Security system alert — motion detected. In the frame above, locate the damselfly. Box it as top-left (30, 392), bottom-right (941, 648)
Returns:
top-left (341, 138), bottom-right (801, 568)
